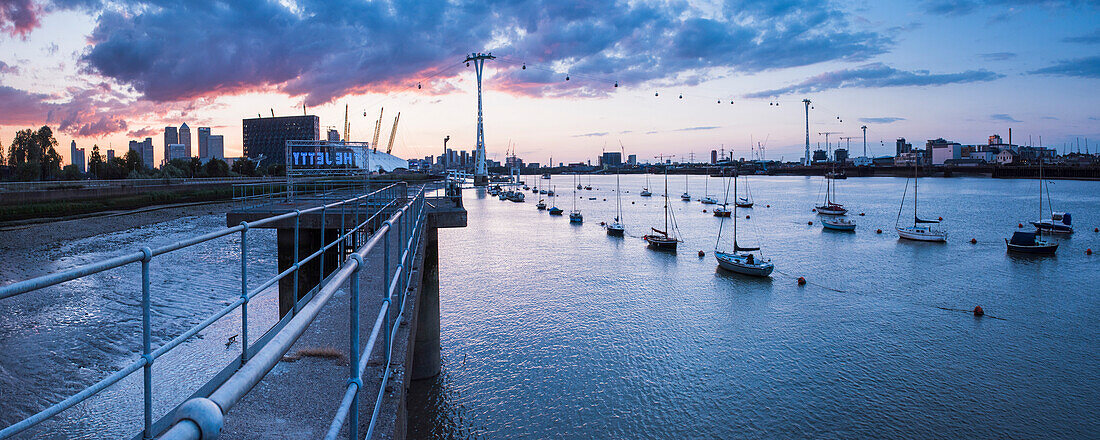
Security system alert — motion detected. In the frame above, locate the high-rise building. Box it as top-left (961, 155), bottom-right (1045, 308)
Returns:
top-left (600, 151), bottom-right (622, 168)
top-left (896, 138), bottom-right (912, 156)
top-left (812, 149), bottom-right (828, 162)
top-left (327, 129), bottom-right (340, 141)
top-left (710, 150), bottom-right (718, 164)
top-left (460, 150), bottom-right (469, 167)
top-left (197, 127), bottom-right (211, 159)
top-left (164, 126), bottom-right (178, 164)
top-left (178, 123), bottom-right (192, 158)
top-left (107, 149), bottom-right (115, 162)
top-left (627, 154), bottom-right (637, 165)
top-left (130, 138), bottom-right (154, 168)
top-left (168, 144), bottom-right (189, 161)
top-left (242, 115), bottom-right (320, 165)
top-left (834, 148), bottom-right (849, 163)
top-left (208, 135), bottom-right (224, 159)
top-left (70, 140), bottom-right (86, 173)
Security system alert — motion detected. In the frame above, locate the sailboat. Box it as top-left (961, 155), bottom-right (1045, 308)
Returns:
top-left (570, 175), bottom-right (583, 223)
top-left (548, 183), bottom-right (563, 215)
top-left (640, 172), bottom-right (653, 197)
top-left (699, 171), bottom-right (718, 204)
top-left (715, 175), bottom-right (774, 277)
top-left (608, 149), bottom-right (625, 236)
top-left (536, 197), bottom-right (547, 210)
top-left (816, 161), bottom-right (847, 215)
top-left (714, 174), bottom-right (732, 217)
top-left (896, 160), bottom-right (946, 242)
top-left (585, 173), bottom-right (593, 191)
top-left (735, 171), bottom-right (754, 208)
top-left (680, 173), bottom-right (691, 201)
top-left (643, 167), bottom-right (680, 251)
top-left (1008, 156), bottom-right (1058, 253)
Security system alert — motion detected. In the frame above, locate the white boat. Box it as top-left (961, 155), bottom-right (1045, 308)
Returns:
top-left (822, 217), bottom-right (856, 231)
top-left (641, 173), bottom-right (652, 197)
top-left (713, 204), bottom-right (731, 217)
top-left (735, 173), bottom-right (754, 208)
top-left (896, 161), bottom-right (946, 242)
top-left (681, 173), bottom-right (691, 200)
top-left (1031, 212), bottom-right (1074, 234)
top-left (816, 152), bottom-right (847, 215)
top-left (608, 143), bottom-right (626, 237)
top-left (715, 175), bottom-right (773, 277)
top-left (700, 196), bottom-right (718, 205)
top-left (700, 172), bottom-right (718, 204)
top-left (570, 174), bottom-right (583, 223)
top-left (508, 191), bottom-right (525, 202)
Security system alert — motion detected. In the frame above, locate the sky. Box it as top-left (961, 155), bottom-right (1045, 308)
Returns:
top-left (0, 0), bottom-right (1098, 166)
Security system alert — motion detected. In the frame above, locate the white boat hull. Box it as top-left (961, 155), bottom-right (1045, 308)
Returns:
top-left (715, 252), bottom-right (774, 277)
top-left (896, 226), bottom-right (947, 242)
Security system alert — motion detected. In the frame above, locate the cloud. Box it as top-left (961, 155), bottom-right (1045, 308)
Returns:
top-left (0, 61), bottom-right (19, 74)
top-left (572, 132), bottom-right (609, 138)
top-left (64, 0), bottom-right (890, 105)
top-left (1029, 56), bottom-right (1100, 78)
top-left (745, 63), bottom-right (1003, 98)
top-left (921, 0), bottom-right (1099, 15)
top-left (991, 113), bottom-right (1021, 122)
top-left (980, 52), bottom-right (1016, 61)
top-left (859, 117), bottom-right (906, 124)
top-left (1063, 29), bottom-right (1100, 44)
top-left (674, 126), bottom-right (720, 131)
top-left (127, 126), bottom-right (158, 138)
top-left (0, 82), bottom-right (178, 137)
top-left (0, 0), bottom-right (41, 37)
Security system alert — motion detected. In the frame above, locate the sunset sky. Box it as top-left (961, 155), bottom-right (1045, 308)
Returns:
top-left (1, 0), bottom-right (1097, 166)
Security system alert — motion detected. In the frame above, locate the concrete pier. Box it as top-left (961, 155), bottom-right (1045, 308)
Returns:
top-left (217, 192), bottom-right (465, 438)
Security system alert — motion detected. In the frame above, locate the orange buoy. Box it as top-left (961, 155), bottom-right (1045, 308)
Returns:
top-left (970, 238), bottom-right (977, 244)
top-left (1088, 248), bottom-right (1093, 255)
top-left (973, 306), bottom-right (984, 317)
top-left (632, 201), bottom-right (635, 204)
top-left (599, 221), bottom-right (606, 226)
top-left (766, 204), bottom-right (770, 208)
top-left (811, 208), bottom-right (817, 212)
top-left (876, 229), bottom-right (882, 234)
top-left (797, 276), bottom-right (806, 286)
top-left (703, 209), bottom-right (707, 212)
top-left (859, 212), bottom-right (865, 216)
top-left (698, 250), bottom-right (705, 257)
top-left (1018, 223), bottom-right (1023, 228)
top-left (603, 198), bottom-right (607, 201)
top-left (938, 216), bottom-right (943, 221)
top-left (808, 221), bottom-right (813, 225)
top-left (746, 215), bottom-right (750, 219)
top-left (1094, 227), bottom-right (1098, 232)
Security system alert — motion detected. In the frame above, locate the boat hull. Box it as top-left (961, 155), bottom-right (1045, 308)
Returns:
top-left (549, 208), bottom-right (563, 216)
top-left (643, 235), bottom-right (677, 251)
top-left (822, 221), bottom-right (856, 231)
top-left (816, 205), bottom-right (847, 215)
top-left (606, 225), bottom-right (625, 236)
top-left (897, 226), bottom-right (947, 242)
top-left (735, 202), bottom-right (753, 208)
top-left (715, 252), bottom-right (774, 277)
top-left (1030, 221), bottom-right (1073, 234)
top-left (713, 210), bottom-right (731, 217)
top-left (1006, 240), bottom-right (1058, 254)
top-left (569, 213), bottom-right (583, 223)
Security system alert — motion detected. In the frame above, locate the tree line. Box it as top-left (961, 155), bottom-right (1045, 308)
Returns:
top-left (2, 126), bottom-right (284, 181)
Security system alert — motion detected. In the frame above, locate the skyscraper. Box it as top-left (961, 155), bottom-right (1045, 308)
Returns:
top-left (178, 123), bottom-right (192, 158)
top-left (208, 135), bottom-right (224, 159)
top-left (327, 129), bottom-right (340, 141)
top-left (164, 126), bottom-right (178, 164)
top-left (197, 127), bottom-right (211, 159)
top-left (70, 140), bottom-right (86, 173)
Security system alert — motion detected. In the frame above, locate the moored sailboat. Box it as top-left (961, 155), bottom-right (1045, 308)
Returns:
top-left (896, 161), bottom-right (946, 242)
top-left (643, 167), bottom-right (680, 251)
top-left (715, 175), bottom-right (773, 277)
top-left (1008, 156), bottom-right (1058, 253)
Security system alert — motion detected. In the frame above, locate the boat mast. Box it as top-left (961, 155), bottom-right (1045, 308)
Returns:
top-left (1038, 155), bottom-right (1043, 240)
top-left (733, 173), bottom-right (739, 249)
top-left (664, 166), bottom-right (669, 234)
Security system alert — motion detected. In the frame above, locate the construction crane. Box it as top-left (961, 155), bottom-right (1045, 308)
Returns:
top-left (386, 112), bottom-right (401, 154)
top-left (371, 108), bottom-right (384, 152)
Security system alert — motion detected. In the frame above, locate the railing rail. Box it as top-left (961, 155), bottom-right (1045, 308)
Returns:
top-left (0, 181), bottom-right (425, 440)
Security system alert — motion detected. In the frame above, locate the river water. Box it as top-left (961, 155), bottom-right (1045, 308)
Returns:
top-left (409, 174), bottom-right (1099, 439)
top-left (1, 175), bottom-right (1097, 439)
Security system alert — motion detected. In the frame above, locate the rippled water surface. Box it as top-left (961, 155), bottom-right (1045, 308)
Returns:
top-left (410, 175), bottom-right (1099, 439)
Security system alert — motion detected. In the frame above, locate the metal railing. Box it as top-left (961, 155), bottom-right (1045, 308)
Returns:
top-left (0, 181), bottom-right (426, 439)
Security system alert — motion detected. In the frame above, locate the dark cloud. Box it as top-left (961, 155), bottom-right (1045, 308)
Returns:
top-left (0, 0), bottom-right (41, 37)
top-left (991, 113), bottom-right (1021, 122)
top-left (980, 52), bottom-right (1016, 61)
top-left (744, 63), bottom-right (1003, 98)
top-left (674, 126), bottom-right (720, 131)
top-left (921, 0), bottom-right (1099, 15)
top-left (572, 132), bottom-right (609, 138)
top-left (1029, 55), bottom-right (1100, 78)
top-left (69, 0), bottom-right (889, 105)
top-left (859, 117), bottom-right (906, 124)
top-left (0, 61), bottom-right (19, 74)
top-left (1063, 28), bottom-right (1100, 44)
top-left (0, 83), bottom-right (138, 137)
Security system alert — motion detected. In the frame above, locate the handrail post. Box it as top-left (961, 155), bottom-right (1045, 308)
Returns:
top-left (240, 222), bottom-right (250, 363)
top-left (140, 247), bottom-right (153, 440)
top-left (383, 225), bottom-right (391, 363)
top-left (292, 211), bottom-right (301, 315)
top-left (348, 254), bottom-right (363, 440)
top-left (320, 205), bottom-right (327, 280)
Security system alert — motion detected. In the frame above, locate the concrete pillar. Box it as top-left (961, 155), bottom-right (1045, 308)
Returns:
top-left (277, 227), bottom-right (341, 317)
top-left (412, 226), bottom-right (441, 380)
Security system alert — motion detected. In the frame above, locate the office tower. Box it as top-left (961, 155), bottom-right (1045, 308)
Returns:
top-left (242, 115), bottom-right (320, 165)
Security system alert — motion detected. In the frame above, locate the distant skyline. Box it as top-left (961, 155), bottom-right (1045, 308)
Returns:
top-left (1, 0), bottom-right (1098, 166)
